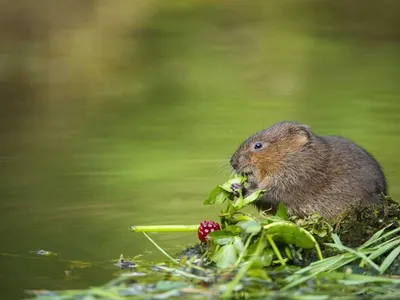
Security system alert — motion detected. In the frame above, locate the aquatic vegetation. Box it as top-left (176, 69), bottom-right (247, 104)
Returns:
top-left (28, 175), bottom-right (400, 299)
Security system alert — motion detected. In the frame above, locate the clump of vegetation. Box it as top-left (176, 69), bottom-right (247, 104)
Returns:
top-left (28, 175), bottom-right (400, 299)
top-left (333, 196), bottom-right (400, 248)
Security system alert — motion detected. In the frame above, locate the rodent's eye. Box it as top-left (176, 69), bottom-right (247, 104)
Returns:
top-left (253, 142), bottom-right (264, 150)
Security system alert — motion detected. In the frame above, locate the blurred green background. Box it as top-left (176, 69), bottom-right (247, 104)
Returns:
top-left (1, 0), bottom-right (400, 298)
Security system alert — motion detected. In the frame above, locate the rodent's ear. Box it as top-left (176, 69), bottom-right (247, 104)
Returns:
top-left (292, 124), bottom-right (311, 145)
top-left (297, 124), bottom-right (311, 137)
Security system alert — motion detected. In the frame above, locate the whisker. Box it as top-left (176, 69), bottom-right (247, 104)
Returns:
top-left (218, 162), bottom-right (231, 176)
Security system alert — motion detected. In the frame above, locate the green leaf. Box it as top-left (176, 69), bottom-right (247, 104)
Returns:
top-left (203, 186), bottom-right (230, 205)
top-left (207, 230), bottom-right (236, 245)
top-left (258, 248), bottom-right (274, 267)
top-left (213, 244), bottom-right (238, 269)
top-left (243, 190), bottom-right (265, 206)
top-left (232, 196), bottom-right (245, 210)
top-left (237, 220), bottom-right (261, 234)
top-left (275, 202), bottom-right (289, 220)
top-left (232, 190), bottom-right (265, 210)
top-left (379, 244), bottom-right (400, 274)
top-left (313, 228), bottom-right (327, 237)
top-left (223, 225), bottom-right (242, 235)
top-left (233, 215), bottom-right (257, 224)
top-left (245, 237), bottom-right (268, 260)
top-left (204, 174), bottom-right (247, 205)
top-left (263, 221), bottom-right (317, 249)
top-left (245, 241), bottom-right (259, 258)
top-left (233, 236), bottom-right (245, 254)
top-left (219, 175), bottom-right (247, 192)
top-left (260, 215), bottom-right (285, 225)
top-left (245, 268), bottom-right (271, 281)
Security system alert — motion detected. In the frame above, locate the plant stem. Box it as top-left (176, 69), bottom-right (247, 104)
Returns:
top-left (233, 232), bottom-right (256, 268)
top-left (222, 232), bottom-right (266, 298)
top-left (266, 234), bottom-right (286, 266)
top-left (142, 232), bottom-right (178, 264)
top-left (130, 225), bottom-right (198, 232)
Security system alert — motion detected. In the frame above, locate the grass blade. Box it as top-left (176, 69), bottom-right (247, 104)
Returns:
top-left (331, 233), bottom-right (343, 247)
top-left (325, 243), bottom-right (380, 272)
top-left (379, 245), bottom-right (400, 274)
top-left (283, 254), bottom-right (355, 290)
top-left (367, 238), bottom-right (400, 262)
top-left (359, 227), bottom-right (388, 249)
top-left (370, 236), bottom-right (400, 250)
top-left (360, 226), bottom-right (400, 249)
top-left (292, 253), bottom-right (353, 275)
top-left (340, 274), bottom-right (400, 285)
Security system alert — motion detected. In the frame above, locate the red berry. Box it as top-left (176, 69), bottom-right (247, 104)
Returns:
top-left (198, 220), bottom-right (221, 242)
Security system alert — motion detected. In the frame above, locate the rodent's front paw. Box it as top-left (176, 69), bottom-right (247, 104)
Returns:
top-left (230, 183), bottom-right (245, 197)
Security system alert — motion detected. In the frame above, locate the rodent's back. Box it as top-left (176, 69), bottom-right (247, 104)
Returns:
top-left (324, 136), bottom-right (386, 194)
top-left (315, 136), bottom-right (387, 217)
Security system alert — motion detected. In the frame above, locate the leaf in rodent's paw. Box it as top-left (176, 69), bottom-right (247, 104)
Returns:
top-left (212, 244), bottom-right (238, 269)
top-left (204, 174), bottom-right (247, 205)
top-left (219, 175), bottom-right (247, 193)
top-left (203, 186), bottom-right (230, 205)
top-left (231, 189), bottom-right (264, 210)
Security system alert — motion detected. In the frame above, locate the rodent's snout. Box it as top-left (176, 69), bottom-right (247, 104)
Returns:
top-left (230, 156), bottom-right (238, 170)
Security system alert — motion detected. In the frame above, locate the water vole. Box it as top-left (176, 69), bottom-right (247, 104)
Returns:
top-left (230, 121), bottom-right (387, 219)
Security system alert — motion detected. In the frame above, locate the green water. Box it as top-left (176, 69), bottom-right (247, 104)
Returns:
top-left (1, 1), bottom-right (400, 298)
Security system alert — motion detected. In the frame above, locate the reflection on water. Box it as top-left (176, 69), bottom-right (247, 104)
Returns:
top-left (1, 1), bottom-right (400, 298)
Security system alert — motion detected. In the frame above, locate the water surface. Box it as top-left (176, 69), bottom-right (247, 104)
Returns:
top-left (1, 1), bottom-right (400, 298)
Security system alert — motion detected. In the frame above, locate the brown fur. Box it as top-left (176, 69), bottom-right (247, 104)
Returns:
top-left (230, 121), bottom-right (387, 219)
